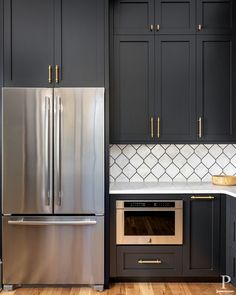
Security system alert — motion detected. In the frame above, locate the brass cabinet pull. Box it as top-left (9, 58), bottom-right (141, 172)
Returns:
top-left (156, 24), bottom-right (160, 31)
top-left (138, 259), bottom-right (162, 264)
top-left (191, 196), bottom-right (215, 200)
top-left (55, 65), bottom-right (59, 83)
top-left (150, 117), bottom-right (154, 138)
top-left (157, 117), bottom-right (160, 138)
top-left (198, 117), bottom-right (202, 139)
top-left (198, 24), bottom-right (202, 31)
top-left (48, 65), bottom-right (52, 84)
top-left (150, 24), bottom-right (154, 31)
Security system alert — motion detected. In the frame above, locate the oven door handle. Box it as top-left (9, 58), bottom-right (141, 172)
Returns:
top-left (138, 259), bottom-right (162, 264)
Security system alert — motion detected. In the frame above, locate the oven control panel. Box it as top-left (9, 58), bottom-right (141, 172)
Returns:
top-left (124, 201), bottom-right (175, 208)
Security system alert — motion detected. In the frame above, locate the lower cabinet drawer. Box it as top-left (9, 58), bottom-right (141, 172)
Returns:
top-left (117, 246), bottom-right (182, 277)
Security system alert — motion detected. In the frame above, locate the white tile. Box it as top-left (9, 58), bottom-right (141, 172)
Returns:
top-left (159, 174), bottom-right (172, 182)
top-left (137, 163), bottom-right (151, 178)
top-left (115, 154), bottom-right (129, 169)
top-left (195, 163), bottom-right (208, 179)
top-left (180, 145), bottom-right (194, 159)
top-left (152, 145), bottom-right (165, 158)
top-left (110, 175), bottom-right (115, 183)
top-left (202, 154), bottom-right (215, 168)
top-left (173, 154), bottom-right (186, 168)
top-left (180, 163), bottom-right (194, 178)
top-left (166, 164), bottom-right (179, 179)
top-left (123, 164), bottom-right (136, 179)
top-left (216, 154), bottom-right (230, 168)
top-left (144, 154), bottom-right (158, 168)
top-left (110, 164), bottom-right (122, 179)
top-left (117, 144), bottom-right (127, 150)
top-left (130, 154), bottom-right (143, 169)
top-left (159, 154), bottom-right (172, 168)
top-left (110, 157), bottom-right (115, 166)
top-left (209, 163), bottom-right (223, 175)
top-left (201, 173), bottom-right (212, 182)
top-left (110, 145), bottom-right (122, 159)
top-left (194, 145), bottom-right (208, 158)
top-left (231, 155), bottom-right (236, 166)
top-left (137, 145), bottom-right (150, 158)
top-left (123, 145), bottom-right (136, 159)
top-left (145, 173), bottom-right (157, 182)
top-left (223, 163), bottom-right (236, 175)
top-left (187, 154), bottom-right (201, 168)
top-left (174, 173), bottom-right (187, 182)
top-left (224, 145), bottom-right (236, 159)
top-left (116, 173), bottom-right (129, 182)
top-left (166, 145), bottom-right (179, 159)
top-left (130, 173), bottom-right (144, 182)
top-left (187, 174), bottom-right (201, 182)
top-left (152, 164), bottom-right (165, 178)
top-left (209, 145), bottom-right (222, 158)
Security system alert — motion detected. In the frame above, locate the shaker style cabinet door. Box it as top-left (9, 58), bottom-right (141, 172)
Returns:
top-left (3, 0), bottom-right (54, 87)
top-left (113, 0), bottom-right (155, 35)
top-left (110, 35), bottom-right (155, 143)
top-left (54, 0), bottom-right (105, 87)
top-left (155, 35), bottom-right (195, 142)
top-left (196, 35), bottom-right (236, 142)
top-left (183, 195), bottom-right (221, 277)
top-left (155, 0), bottom-right (195, 34)
top-left (197, 0), bottom-right (234, 34)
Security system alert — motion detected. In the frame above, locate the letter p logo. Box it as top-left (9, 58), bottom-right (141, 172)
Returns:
top-left (221, 275), bottom-right (232, 289)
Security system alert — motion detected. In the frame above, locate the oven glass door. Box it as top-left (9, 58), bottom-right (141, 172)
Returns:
top-left (124, 210), bottom-right (175, 236)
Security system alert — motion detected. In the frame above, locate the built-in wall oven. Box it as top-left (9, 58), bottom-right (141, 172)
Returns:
top-left (116, 200), bottom-right (183, 245)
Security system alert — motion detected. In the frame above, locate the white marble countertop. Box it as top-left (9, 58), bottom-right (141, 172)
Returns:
top-left (109, 182), bottom-right (236, 198)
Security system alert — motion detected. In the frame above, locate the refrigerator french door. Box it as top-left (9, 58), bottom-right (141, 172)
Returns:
top-left (2, 88), bottom-right (104, 289)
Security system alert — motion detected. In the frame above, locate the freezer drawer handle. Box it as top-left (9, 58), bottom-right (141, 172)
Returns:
top-left (8, 220), bottom-right (97, 226)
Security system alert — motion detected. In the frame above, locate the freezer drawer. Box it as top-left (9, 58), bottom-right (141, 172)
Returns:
top-left (3, 216), bottom-right (104, 285)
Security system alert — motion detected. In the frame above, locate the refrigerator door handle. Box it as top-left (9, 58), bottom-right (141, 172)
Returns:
top-left (45, 96), bottom-right (51, 206)
top-left (8, 220), bottom-right (97, 226)
top-left (55, 96), bottom-right (62, 207)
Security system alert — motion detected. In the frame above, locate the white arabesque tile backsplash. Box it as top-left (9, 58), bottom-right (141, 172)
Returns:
top-left (109, 144), bottom-right (236, 182)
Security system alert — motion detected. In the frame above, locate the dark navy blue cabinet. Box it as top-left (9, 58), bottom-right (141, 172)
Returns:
top-left (3, 0), bottom-right (105, 87)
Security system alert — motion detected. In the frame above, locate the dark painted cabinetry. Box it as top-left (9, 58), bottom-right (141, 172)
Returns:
top-left (226, 196), bottom-right (236, 284)
top-left (110, 194), bottom-right (222, 279)
top-left (4, 0), bottom-right (105, 87)
top-left (111, 34), bottom-right (196, 143)
top-left (183, 195), bottom-right (221, 277)
top-left (111, 0), bottom-right (236, 143)
top-left (197, 35), bottom-right (236, 142)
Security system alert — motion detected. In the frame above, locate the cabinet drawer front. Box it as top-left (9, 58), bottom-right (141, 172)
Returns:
top-left (117, 246), bottom-right (182, 277)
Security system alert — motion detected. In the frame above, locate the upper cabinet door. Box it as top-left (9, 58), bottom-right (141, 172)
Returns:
top-left (197, 35), bottom-right (236, 142)
top-left (114, 0), bottom-right (155, 35)
top-left (54, 0), bottom-right (105, 87)
top-left (197, 0), bottom-right (234, 34)
top-left (155, 0), bottom-right (195, 34)
top-left (111, 35), bottom-right (155, 143)
top-left (155, 35), bottom-right (195, 142)
top-left (4, 0), bottom-right (54, 87)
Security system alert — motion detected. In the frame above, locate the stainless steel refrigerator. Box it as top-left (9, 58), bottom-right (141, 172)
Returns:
top-left (2, 88), bottom-right (104, 291)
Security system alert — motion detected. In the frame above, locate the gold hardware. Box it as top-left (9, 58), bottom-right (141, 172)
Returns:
top-left (150, 24), bottom-right (154, 31)
top-left (198, 24), bottom-right (202, 31)
top-left (198, 117), bottom-right (202, 138)
top-left (150, 117), bottom-right (154, 138)
top-left (48, 65), bottom-right (52, 84)
top-left (156, 24), bottom-right (160, 31)
top-left (55, 65), bottom-right (59, 83)
top-left (191, 196), bottom-right (215, 200)
top-left (157, 117), bottom-right (160, 138)
top-left (138, 259), bottom-right (162, 264)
